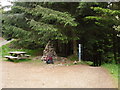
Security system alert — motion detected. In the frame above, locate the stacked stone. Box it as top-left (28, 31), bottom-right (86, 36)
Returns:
top-left (41, 41), bottom-right (57, 60)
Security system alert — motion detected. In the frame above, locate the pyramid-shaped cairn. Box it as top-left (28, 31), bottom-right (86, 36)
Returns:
top-left (41, 41), bottom-right (57, 60)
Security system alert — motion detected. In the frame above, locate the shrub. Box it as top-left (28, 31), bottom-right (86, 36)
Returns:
top-left (68, 55), bottom-right (78, 61)
top-left (103, 52), bottom-right (115, 63)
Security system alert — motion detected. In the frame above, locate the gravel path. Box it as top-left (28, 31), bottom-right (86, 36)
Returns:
top-left (1, 61), bottom-right (118, 88)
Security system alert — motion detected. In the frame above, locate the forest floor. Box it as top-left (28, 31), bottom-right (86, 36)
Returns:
top-left (1, 60), bottom-right (118, 88)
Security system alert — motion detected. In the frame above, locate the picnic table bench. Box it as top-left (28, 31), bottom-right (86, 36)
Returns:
top-left (4, 51), bottom-right (30, 61)
top-left (5, 56), bottom-right (19, 60)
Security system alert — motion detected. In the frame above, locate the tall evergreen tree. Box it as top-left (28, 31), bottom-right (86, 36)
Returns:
top-left (2, 2), bottom-right (120, 65)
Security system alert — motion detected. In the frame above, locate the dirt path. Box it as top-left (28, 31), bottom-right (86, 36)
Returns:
top-left (1, 61), bottom-right (118, 88)
top-left (0, 37), bottom-right (118, 88)
top-left (0, 37), bottom-right (13, 47)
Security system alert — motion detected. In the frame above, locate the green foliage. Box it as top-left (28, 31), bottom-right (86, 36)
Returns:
top-left (81, 3), bottom-right (120, 65)
top-left (3, 25), bottom-right (30, 39)
top-left (103, 52), bottom-right (115, 63)
top-left (85, 16), bottom-right (103, 21)
top-left (2, 2), bottom-right (78, 48)
top-left (91, 7), bottom-right (120, 15)
top-left (28, 19), bottom-right (68, 41)
top-left (68, 55), bottom-right (78, 61)
top-left (12, 5), bottom-right (77, 26)
top-left (0, 9), bottom-right (4, 13)
top-left (85, 6), bottom-right (120, 27)
top-left (114, 25), bottom-right (120, 31)
top-left (64, 61), bottom-right (93, 66)
top-left (114, 25), bottom-right (120, 37)
top-left (102, 63), bottom-right (118, 81)
top-left (2, 2), bottom-right (120, 65)
top-left (2, 43), bottom-right (44, 64)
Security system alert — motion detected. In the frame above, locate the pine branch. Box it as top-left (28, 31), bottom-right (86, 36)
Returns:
top-left (3, 24), bottom-right (31, 39)
top-left (12, 5), bottom-right (77, 26)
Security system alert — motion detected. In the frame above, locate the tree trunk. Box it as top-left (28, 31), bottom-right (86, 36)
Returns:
top-left (73, 40), bottom-right (77, 56)
top-left (113, 31), bottom-right (118, 64)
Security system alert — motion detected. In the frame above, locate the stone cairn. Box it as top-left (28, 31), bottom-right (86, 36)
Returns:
top-left (41, 41), bottom-right (57, 60)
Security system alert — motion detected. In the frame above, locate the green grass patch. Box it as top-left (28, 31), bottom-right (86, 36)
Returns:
top-left (1, 42), bottom-right (44, 63)
top-left (102, 63), bottom-right (118, 81)
top-left (4, 58), bottom-right (44, 66)
top-left (2, 43), bottom-right (43, 57)
top-left (79, 61), bottom-right (93, 65)
top-left (64, 61), bottom-right (93, 66)
top-left (67, 55), bottom-right (93, 66)
top-left (4, 58), bottom-right (31, 63)
top-left (25, 59), bottom-right (43, 64)
top-left (68, 55), bottom-right (78, 61)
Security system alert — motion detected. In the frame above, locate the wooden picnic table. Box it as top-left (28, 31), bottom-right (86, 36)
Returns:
top-left (9, 51), bottom-right (26, 57)
top-left (5, 51), bottom-right (30, 61)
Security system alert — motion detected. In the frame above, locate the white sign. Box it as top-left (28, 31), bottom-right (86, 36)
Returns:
top-left (79, 44), bottom-right (81, 62)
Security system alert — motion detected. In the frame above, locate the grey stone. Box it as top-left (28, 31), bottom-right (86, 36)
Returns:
top-left (41, 41), bottom-right (57, 60)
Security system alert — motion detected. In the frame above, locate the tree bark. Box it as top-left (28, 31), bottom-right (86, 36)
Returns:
top-left (113, 31), bottom-right (118, 64)
top-left (73, 40), bottom-right (77, 56)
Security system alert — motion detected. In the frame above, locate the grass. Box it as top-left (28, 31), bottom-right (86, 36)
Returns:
top-left (67, 55), bottom-right (78, 61)
top-left (102, 63), bottom-right (118, 81)
top-left (4, 58), bottom-right (31, 63)
top-left (64, 61), bottom-right (93, 66)
top-left (79, 61), bottom-right (93, 65)
top-left (4, 58), bottom-right (43, 64)
top-left (67, 55), bottom-right (93, 65)
top-left (1, 42), bottom-right (43, 63)
top-left (1, 43), bottom-right (43, 57)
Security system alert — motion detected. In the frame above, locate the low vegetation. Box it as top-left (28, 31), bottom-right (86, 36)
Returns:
top-left (102, 63), bottom-right (118, 81)
top-left (2, 42), bottom-right (43, 57)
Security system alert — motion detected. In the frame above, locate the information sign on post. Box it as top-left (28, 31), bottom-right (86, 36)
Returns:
top-left (79, 44), bottom-right (81, 62)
